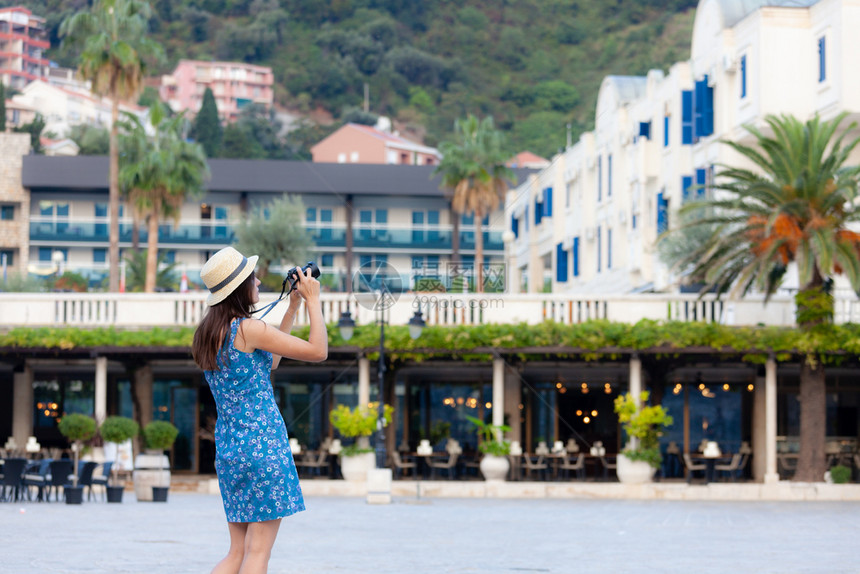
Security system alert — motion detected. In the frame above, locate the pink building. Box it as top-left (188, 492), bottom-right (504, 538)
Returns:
top-left (159, 60), bottom-right (274, 122)
top-left (311, 123), bottom-right (441, 165)
top-left (0, 7), bottom-right (49, 90)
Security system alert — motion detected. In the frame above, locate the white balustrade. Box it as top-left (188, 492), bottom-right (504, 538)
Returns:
top-left (0, 291), bottom-right (837, 329)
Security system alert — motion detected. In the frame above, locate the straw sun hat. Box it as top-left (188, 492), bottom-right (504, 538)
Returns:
top-left (201, 246), bottom-right (259, 306)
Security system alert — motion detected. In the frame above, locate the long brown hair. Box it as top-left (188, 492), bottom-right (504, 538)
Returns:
top-left (192, 272), bottom-right (257, 371)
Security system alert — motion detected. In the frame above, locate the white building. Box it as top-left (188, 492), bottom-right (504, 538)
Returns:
top-left (507, 0), bottom-right (860, 294)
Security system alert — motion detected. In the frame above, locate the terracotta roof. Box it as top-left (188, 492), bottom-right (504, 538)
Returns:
top-left (507, 151), bottom-right (550, 167)
top-left (344, 123), bottom-right (440, 155)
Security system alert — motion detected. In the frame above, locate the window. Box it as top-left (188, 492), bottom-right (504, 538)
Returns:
top-left (597, 156), bottom-right (602, 201)
top-left (638, 122), bottom-right (651, 140)
top-left (306, 207), bottom-right (316, 222)
top-left (93, 248), bottom-right (106, 264)
top-left (682, 175), bottom-right (694, 203)
top-left (740, 55), bottom-right (747, 99)
top-left (511, 215), bottom-right (519, 239)
top-left (818, 36), bottom-right (826, 83)
top-left (681, 90), bottom-right (693, 145)
top-left (607, 229), bottom-right (612, 269)
top-left (0, 250), bottom-right (12, 266)
top-left (543, 187), bottom-right (553, 217)
top-left (607, 155), bottom-right (612, 197)
top-left (663, 115), bottom-right (669, 147)
top-left (0, 204), bottom-right (13, 220)
top-left (657, 192), bottom-right (669, 234)
top-left (556, 243), bottom-right (568, 283)
top-left (321, 254), bottom-right (333, 268)
top-left (534, 197), bottom-right (543, 226)
top-left (694, 76), bottom-right (714, 139)
top-left (596, 226), bottom-right (602, 272)
top-left (320, 209), bottom-right (332, 240)
top-left (696, 168), bottom-right (707, 200)
top-left (572, 237), bottom-right (580, 277)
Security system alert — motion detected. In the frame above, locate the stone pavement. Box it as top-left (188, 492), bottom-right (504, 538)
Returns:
top-left (1, 491), bottom-right (858, 574)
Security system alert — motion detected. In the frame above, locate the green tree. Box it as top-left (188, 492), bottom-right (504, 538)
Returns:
top-left (119, 102), bottom-right (209, 292)
top-left (192, 87), bottom-right (222, 157)
top-left (233, 195), bottom-right (313, 281)
top-left (220, 122), bottom-right (265, 159)
top-left (0, 82), bottom-right (6, 132)
top-left (69, 124), bottom-right (110, 155)
top-left (434, 115), bottom-right (513, 292)
top-left (673, 113), bottom-right (860, 482)
top-left (13, 113), bottom-right (45, 154)
top-left (122, 248), bottom-right (178, 292)
top-left (60, 0), bottom-right (164, 292)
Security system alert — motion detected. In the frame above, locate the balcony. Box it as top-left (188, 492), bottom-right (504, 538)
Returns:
top-left (2, 291), bottom-right (857, 329)
top-left (29, 218), bottom-right (504, 252)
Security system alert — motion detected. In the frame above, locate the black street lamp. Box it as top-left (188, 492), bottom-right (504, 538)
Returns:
top-left (338, 299), bottom-right (425, 469)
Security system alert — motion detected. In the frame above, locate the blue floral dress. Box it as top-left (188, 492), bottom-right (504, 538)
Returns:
top-left (204, 318), bottom-right (305, 522)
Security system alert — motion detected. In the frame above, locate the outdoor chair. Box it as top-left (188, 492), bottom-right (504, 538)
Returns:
top-left (714, 453), bottom-right (743, 482)
top-left (598, 456), bottom-right (617, 481)
top-left (682, 453), bottom-right (707, 484)
top-left (521, 454), bottom-right (548, 481)
top-left (296, 450), bottom-right (329, 478)
top-left (558, 453), bottom-right (585, 481)
top-left (91, 461), bottom-right (113, 501)
top-left (1, 458), bottom-right (29, 502)
top-left (42, 460), bottom-right (73, 502)
top-left (76, 461), bottom-right (99, 501)
top-left (429, 452), bottom-right (458, 480)
top-left (23, 458), bottom-right (52, 501)
top-left (461, 453), bottom-right (482, 479)
top-left (389, 451), bottom-right (417, 479)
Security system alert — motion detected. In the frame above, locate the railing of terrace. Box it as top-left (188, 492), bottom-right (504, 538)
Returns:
top-left (0, 291), bottom-right (839, 329)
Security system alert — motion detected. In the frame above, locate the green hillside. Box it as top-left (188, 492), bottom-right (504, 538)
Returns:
top-left (21, 0), bottom-right (696, 158)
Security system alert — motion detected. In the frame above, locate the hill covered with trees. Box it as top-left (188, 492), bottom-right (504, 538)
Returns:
top-left (20, 0), bottom-right (697, 159)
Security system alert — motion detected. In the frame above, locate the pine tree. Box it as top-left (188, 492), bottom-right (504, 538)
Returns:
top-left (193, 87), bottom-right (222, 157)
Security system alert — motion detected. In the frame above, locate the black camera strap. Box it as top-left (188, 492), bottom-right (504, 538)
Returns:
top-left (251, 277), bottom-right (293, 320)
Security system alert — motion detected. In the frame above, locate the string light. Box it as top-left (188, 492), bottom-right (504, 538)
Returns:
top-left (485, 402), bottom-right (492, 409)
top-left (747, 384), bottom-right (755, 392)
top-left (723, 383), bottom-right (730, 391)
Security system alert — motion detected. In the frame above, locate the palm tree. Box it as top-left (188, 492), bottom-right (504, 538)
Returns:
top-left (60, 0), bottom-right (163, 292)
top-left (119, 102), bottom-right (209, 292)
top-left (435, 115), bottom-right (513, 292)
top-left (673, 113), bottom-right (860, 482)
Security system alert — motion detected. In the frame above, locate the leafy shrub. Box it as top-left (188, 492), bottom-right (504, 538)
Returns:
top-left (830, 464), bottom-right (851, 484)
top-left (100, 416), bottom-right (139, 444)
top-left (329, 403), bottom-right (393, 438)
top-left (58, 413), bottom-right (97, 443)
top-left (143, 420), bottom-right (179, 450)
top-left (614, 391), bottom-right (673, 468)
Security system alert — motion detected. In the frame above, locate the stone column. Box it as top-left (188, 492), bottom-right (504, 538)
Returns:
top-left (764, 357), bottom-right (779, 483)
top-left (94, 356), bottom-right (108, 423)
top-left (492, 358), bottom-right (505, 435)
top-left (628, 354), bottom-right (643, 450)
top-left (12, 363), bottom-right (33, 447)
top-left (358, 357), bottom-right (370, 407)
top-left (752, 371), bottom-right (766, 482)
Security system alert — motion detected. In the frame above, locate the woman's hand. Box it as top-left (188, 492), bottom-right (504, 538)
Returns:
top-left (295, 266), bottom-right (320, 303)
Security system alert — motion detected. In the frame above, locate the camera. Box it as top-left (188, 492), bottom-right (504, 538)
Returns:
top-left (284, 261), bottom-right (320, 293)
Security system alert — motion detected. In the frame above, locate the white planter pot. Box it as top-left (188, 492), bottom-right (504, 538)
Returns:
top-left (616, 453), bottom-right (656, 484)
top-left (133, 452), bottom-right (171, 501)
top-left (340, 452), bottom-right (376, 482)
top-left (479, 455), bottom-right (510, 482)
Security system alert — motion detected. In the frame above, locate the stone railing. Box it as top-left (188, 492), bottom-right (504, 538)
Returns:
top-left (2, 291), bottom-right (857, 329)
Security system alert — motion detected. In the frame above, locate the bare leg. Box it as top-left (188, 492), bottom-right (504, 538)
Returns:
top-left (238, 518), bottom-right (282, 574)
top-left (211, 521), bottom-right (248, 574)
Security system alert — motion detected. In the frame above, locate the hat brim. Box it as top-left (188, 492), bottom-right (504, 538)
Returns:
top-left (206, 255), bottom-right (258, 306)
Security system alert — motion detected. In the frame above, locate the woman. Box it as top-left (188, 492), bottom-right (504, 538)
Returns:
top-left (192, 246), bottom-right (327, 574)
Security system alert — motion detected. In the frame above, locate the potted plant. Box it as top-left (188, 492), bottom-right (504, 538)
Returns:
top-left (613, 391), bottom-right (673, 484)
top-left (99, 416), bottom-right (139, 503)
top-left (138, 420), bottom-right (178, 502)
top-left (329, 403), bottom-right (393, 481)
top-left (57, 413), bottom-right (97, 504)
top-left (466, 415), bottom-right (512, 481)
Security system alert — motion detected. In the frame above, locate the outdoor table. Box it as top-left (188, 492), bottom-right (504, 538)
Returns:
top-left (693, 454), bottom-right (732, 483)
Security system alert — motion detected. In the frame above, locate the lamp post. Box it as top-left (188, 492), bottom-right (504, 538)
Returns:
top-left (338, 296), bottom-right (426, 469)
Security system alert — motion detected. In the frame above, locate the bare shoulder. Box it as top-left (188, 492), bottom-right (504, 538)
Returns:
top-left (237, 318), bottom-right (269, 346)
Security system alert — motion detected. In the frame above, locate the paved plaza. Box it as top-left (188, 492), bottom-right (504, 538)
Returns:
top-left (1, 491), bottom-right (858, 573)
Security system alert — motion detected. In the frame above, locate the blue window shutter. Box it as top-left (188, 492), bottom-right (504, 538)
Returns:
top-left (511, 215), bottom-right (519, 238)
top-left (663, 115), bottom-right (669, 147)
top-left (818, 37), bottom-right (826, 82)
top-left (607, 229), bottom-right (612, 269)
top-left (696, 168), bottom-right (707, 199)
top-left (681, 90), bottom-right (693, 144)
top-left (545, 187), bottom-right (553, 217)
top-left (535, 197), bottom-right (542, 225)
top-left (597, 155), bottom-right (602, 200)
top-left (704, 78), bottom-right (714, 136)
top-left (608, 155), bottom-right (613, 197)
top-left (694, 78), bottom-right (707, 139)
top-left (556, 243), bottom-right (568, 283)
top-left (572, 237), bottom-right (580, 277)
top-left (597, 226), bottom-right (602, 273)
top-left (682, 176), bottom-right (693, 203)
top-left (375, 209), bottom-right (387, 224)
top-left (740, 55), bottom-right (747, 98)
top-left (306, 208), bottom-right (317, 222)
top-left (657, 192), bottom-right (668, 234)
top-left (638, 121), bottom-right (651, 139)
